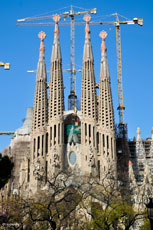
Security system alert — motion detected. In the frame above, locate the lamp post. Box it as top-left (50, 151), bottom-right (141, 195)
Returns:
top-left (146, 198), bottom-right (153, 230)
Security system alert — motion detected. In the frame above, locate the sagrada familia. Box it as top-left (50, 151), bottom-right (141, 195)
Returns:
top-left (2, 14), bottom-right (153, 202)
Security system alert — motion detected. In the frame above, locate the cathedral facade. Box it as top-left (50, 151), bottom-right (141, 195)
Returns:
top-left (17, 14), bottom-right (116, 195)
top-left (4, 14), bottom-right (153, 200)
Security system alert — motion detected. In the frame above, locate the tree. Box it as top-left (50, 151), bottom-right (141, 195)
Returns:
top-left (81, 171), bottom-right (145, 230)
top-left (0, 169), bottom-right (149, 230)
top-left (0, 153), bottom-right (14, 189)
top-left (139, 217), bottom-right (150, 230)
top-left (86, 197), bottom-right (143, 230)
top-left (0, 171), bottom-right (90, 229)
top-left (25, 171), bottom-right (90, 229)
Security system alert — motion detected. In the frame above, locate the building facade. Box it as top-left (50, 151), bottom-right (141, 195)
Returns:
top-left (4, 14), bottom-right (153, 200)
top-left (9, 14), bottom-right (116, 195)
top-left (129, 128), bottom-right (153, 197)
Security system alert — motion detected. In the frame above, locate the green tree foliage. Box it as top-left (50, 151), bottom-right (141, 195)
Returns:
top-left (87, 199), bottom-right (139, 230)
top-left (82, 172), bottom-right (145, 230)
top-left (140, 217), bottom-right (151, 230)
top-left (0, 153), bottom-right (14, 189)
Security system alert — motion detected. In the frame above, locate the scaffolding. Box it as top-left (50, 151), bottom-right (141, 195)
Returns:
top-left (116, 123), bottom-right (129, 186)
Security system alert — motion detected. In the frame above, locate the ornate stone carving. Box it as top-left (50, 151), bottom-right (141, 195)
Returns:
top-left (88, 147), bottom-right (95, 167)
top-left (52, 149), bottom-right (60, 168)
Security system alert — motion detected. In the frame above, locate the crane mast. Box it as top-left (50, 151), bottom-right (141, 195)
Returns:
top-left (63, 6), bottom-right (97, 110)
top-left (114, 13), bottom-right (143, 128)
top-left (68, 6), bottom-right (77, 111)
top-left (113, 13), bottom-right (142, 184)
top-left (70, 8), bottom-right (75, 94)
top-left (115, 13), bottom-right (125, 125)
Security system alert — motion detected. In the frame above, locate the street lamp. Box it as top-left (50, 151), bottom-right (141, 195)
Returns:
top-left (146, 198), bottom-right (153, 230)
top-left (0, 61), bottom-right (10, 70)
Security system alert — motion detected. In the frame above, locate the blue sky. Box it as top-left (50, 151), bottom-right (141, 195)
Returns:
top-left (0, 0), bottom-right (152, 150)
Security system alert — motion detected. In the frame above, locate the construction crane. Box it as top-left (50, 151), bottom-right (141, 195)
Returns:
top-left (0, 132), bottom-right (14, 135)
top-left (114, 14), bottom-right (143, 127)
top-left (0, 62), bottom-right (10, 70)
top-left (61, 6), bottom-right (96, 110)
top-left (17, 6), bottom-right (96, 111)
top-left (0, 63), bottom-right (12, 136)
top-left (75, 14), bottom-right (142, 126)
top-left (17, 9), bottom-right (143, 122)
top-left (110, 14), bottom-right (143, 185)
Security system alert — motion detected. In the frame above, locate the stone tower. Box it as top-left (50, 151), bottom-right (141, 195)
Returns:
top-left (32, 32), bottom-right (48, 134)
top-left (47, 15), bottom-right (65, 174)
top-left (97, 31), bottom-right (116, 176)
top-left (30, 31), bottom-right (48, 192)
top-left (81, 15), bottom-right (98, 175)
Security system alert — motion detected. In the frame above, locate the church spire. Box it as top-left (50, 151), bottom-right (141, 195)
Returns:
top-left (38, 32), bottom-right (46, 63)
top-left (100, 31), bottom-right (109, 80)
top-left (80, 15), bottom-right (97, 174)
top-left (98, 31), bottom-right (115, 130)
top-left (48, 14), bottom-right (64, 121)
top-left (51, 14), bottom-right (61, 62)
top-left (32, 32), bottom-right (48, 131)
top-left (81, 14), bottom-right (97, 120)
top-left (83, 14), bottom-right (94, 62)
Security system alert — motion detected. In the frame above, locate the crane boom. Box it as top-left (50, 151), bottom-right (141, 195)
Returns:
top-left (0, 132), bottom-right (14, 135)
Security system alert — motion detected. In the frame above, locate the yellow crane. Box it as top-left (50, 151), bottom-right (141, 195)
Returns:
top-left (0, 62), bottom-right (10, 70)
top-left (74, 14), bottom-right (143, 125)
top-left (78, 14), bottom-right (143, 126)
top-left (114, 14), bottom-right (143, 126)
top-left (17, 9), bottom-right (143, 123)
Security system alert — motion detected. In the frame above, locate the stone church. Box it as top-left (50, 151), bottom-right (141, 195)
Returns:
top-left (29, 14), bottom-right (116, 194)
top-left (4, 14), bottom-right (116, 196)
top-left (3, 14), bottom-right (153, 199)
